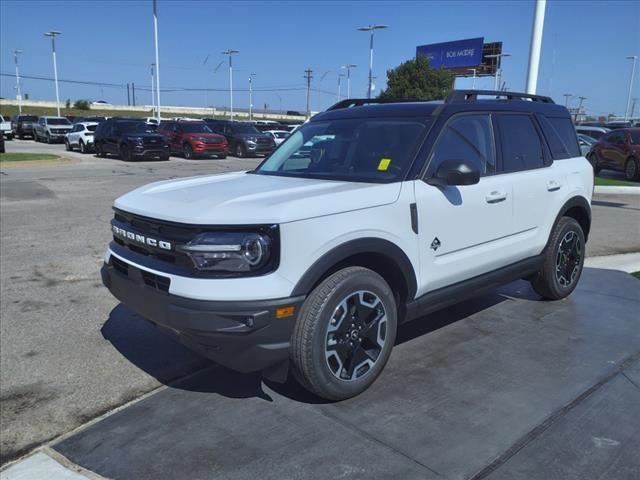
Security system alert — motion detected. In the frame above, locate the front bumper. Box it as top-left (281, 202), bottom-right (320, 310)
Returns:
top-left (132, 144), bottom-right (170, 158)
top-left (101, 258), bottom-right (304, 373)
top-left (245, 142), bottom-right (274, 155)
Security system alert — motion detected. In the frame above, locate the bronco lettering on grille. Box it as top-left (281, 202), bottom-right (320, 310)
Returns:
top-left (112, 225), bottom-right (172, 250)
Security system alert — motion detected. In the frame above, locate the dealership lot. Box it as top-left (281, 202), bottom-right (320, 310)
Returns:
top-left (1, 141), bottom-right (639, 478)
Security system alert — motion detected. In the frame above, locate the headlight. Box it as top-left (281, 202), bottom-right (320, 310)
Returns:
top-left (179, 232), bottom-right (272, 272)
top-left (246, 137), bottom-right (257, 143)
top-left (132, 138), bottom-right (144, 146)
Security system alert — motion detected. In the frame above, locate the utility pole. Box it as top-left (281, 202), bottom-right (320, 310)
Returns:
top-left (127, 83), bottom-right (130, 106)
top-left (132, 83), bottom-right (136, 106)
top-left (150, 63), bottom-right (156, 116)
top-left (357, 24), bottom-right (388, 99)
top-left (341, 64), bottom-right (356, 98)
top-left (44, 31), bottom-right (62, 116)
top-left (625, 55), bottom-right (638, 121)
top-left (222, 49), bottom-right (239, 121)
top-left (563, 93), bottom-right (572, 107)
top-left (631, 98), bottom-right (638, 119)
top-left (337, 73), bottom-right (345, 101)
top-left (304, 68), bottom-right (313, 118)
top-left (152, 0), bottom-right (161, 121)
top-left (249, 73), bottom-right (256, 121)
top-left (13, 50), bottom-right (23, 114)
top-left (575, 96), bottom-right (586, 123)
top-left (525, 0), bottom-right (547, 94)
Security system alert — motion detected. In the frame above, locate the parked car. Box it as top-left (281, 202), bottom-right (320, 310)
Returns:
top-left (575, 125), bottom-right (610, 140)
top-left (577, 134), bottom-right (596, 156)
top-left (157, 120), bottom-right (228, 159)
top-left (11, 114), bottom-right (38, 139)
top-left (588, 128), bottom-right (640, 180)
top-left (0, 133), bottom-right (5, 153)
top-left (65, 122), bottom-right (98, 153)
top-left (0, 115), bottom-right (13, 139)
top-left (93, 118), bottom-right (169, 161)
top-left (264, 130), bottom-right (290, 146)
top-left (204, 120), bottom-right (275, 157)
top-left (101, 90), bottom-right (593, 400)
top-left (33, 116), bottom-right (73, 143)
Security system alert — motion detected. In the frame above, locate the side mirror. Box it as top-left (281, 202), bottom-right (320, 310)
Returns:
top-left (426, 159), bottom-right (480, 186)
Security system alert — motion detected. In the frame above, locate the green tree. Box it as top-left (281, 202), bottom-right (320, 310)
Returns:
top-left (65, 98), bottom-right (71, 109)
top-left (378, 55), bottom-right (454, 101)
top-left (73, 99), bottom-right (91, 110)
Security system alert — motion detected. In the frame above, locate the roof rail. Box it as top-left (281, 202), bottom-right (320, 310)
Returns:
top-left (326, 98), bottom-right (421, 111)
top-left (447, 90), bottom-right (555, 104)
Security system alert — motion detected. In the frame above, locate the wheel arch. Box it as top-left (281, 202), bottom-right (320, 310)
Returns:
top-left (555, 195), bottom-right (592, 242)
top-left (290, 238), bottom-right (418, 308)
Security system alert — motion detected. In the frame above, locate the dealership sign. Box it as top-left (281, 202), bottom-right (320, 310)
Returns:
top-left (416, 37), bottom-right (485, 69)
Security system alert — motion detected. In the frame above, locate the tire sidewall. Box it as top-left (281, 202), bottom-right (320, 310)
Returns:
top-left (625, 157), bottom-right (638, 181)
top-left (547, 218), bottom-right (586, 298)
top-left (300, 268), bottom-right (397, 399)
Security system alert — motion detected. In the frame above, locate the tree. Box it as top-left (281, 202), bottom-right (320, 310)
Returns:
top-left (73, 99), bottom-right (90, 110)
top-left (65, 98), bottom-right (71, 109)
top-left (378, 55), bottom-right (454, 101)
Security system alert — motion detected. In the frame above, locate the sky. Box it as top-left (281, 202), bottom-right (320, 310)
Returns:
top-left (0, 0), bottom-right (638, 117)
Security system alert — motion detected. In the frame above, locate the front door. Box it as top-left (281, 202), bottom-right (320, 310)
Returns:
top-left (414, 113), bottom-right (516, 296)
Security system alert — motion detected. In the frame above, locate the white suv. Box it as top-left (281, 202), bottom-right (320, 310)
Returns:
top-left (101, 91), bottom-right (593, 400)
top-left (65, 122), bottom-right (99, 153)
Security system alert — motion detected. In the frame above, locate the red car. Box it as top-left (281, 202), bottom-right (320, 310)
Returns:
top-left (157, 120), bottom-right (228, 159)
top-left (589, 128), bottom-right (640, 181)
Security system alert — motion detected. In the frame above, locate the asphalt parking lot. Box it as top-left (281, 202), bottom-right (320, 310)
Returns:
top-left (1, 139), bottom-right (639, 478)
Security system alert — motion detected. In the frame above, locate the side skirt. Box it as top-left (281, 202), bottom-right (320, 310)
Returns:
top-left (404, 254), bottom-right (544, 323)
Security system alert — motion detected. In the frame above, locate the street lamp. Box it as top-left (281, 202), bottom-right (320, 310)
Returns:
top-left (152, 0), bottom-right (161, 121)
top-left (150, 63), bottom-right (156, 116)
top-left (486, 53), bottom-right (511, 91)
top-left (44, 31), bottom-right (62, 116)
top-left (337, 73), bottom-right (345, 101)
top-left (341, 64), bottom-right (357, 98)
top-left (467, 68), bottom-right (477, 90)
top-left (357, 24), bottom-right (388, 99)
top-left (625, 55), bottom-right (638, 121)
top-left (248, 73), bottom-right (256, 121)
top-left (562, 93), bottom-right (572, 107)
top-left (222, 49), bottom-right (239, 121)
top-left (13, 50), bottom-right (23, 114)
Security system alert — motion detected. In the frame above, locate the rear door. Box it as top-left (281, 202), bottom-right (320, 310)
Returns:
top-left (414, 113), bottom-right (516, 294)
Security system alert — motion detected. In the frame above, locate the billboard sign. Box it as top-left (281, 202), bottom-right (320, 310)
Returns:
top-left (416, 37), bottom-right (484, 69)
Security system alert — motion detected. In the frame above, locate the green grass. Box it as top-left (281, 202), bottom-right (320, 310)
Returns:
top-left (594, 176), bottom-right (639, 187)
top-left (0, 153), bottom-right (60, 162)
top-left (632, 271), bottom-right (640, 280)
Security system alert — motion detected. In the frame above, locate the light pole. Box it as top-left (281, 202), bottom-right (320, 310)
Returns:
top-left (575, 96), bottom-right (586, 123)
top-left (152, 0), bottom-right (161, 121)
top-left (337, 73), bottom-right (345, 101)
top-left (248, 73), bottom-right (256, 121)
top-left (13, 50), bottom-right (23, 114)
top-left (150, 63), bottom-right (156, 116)
top-left (486, 53), bottom-right (511, 91)
top-left (341, 64), bottom-right (356, 98)
top-left (44, 31), bottom-right (62, 116)
top-left (525, 0), bottom-right (547, 94)
top-left (563, 93), bottom-right (572, 107)
top-left (222, 49), bottom-right (239, 121)
top-left (357, 24), bottom-right (388, 99)
top-left (625, 55), bottom-right (638, 121)
top-left (467, 68), bottom-right (477, 90)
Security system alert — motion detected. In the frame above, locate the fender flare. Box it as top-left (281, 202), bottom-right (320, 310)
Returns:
top-left (290, 237), bottom-right (417, 299)
top-left (549, 195), bottom-right (592, 245)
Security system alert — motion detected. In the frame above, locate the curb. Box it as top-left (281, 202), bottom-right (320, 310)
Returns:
top-left (585, 253), bottom-right (640, 273)
top-left (594, 185), bottom-right (640, 195)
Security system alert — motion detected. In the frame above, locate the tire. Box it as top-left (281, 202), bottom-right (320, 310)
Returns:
top-left (65, 139), bottom-right (72, 151)
top-left (588, 153), bottom-right (601, 175)
top-left (217, 154), bottom-right (227, 159)
top-left (160, 153), bottom-right (170, 161)
top-left (530, 217), bottom-right (585, 300)
top-left (290, 266), bottom-right (397, 401)
top-left (19, 134), bottom-right (24, 140)
top-left (183, 143), bottom-right (194, 159)
top-left (235, 143), bottom-right (245, 158)
top-left (46, 133), bottom-right (52, 144)
top-left (95, 142), bottom-right (106, 158)
top-left (79, 140), bottom-right (87, 154)
top-left (120, 144), bottom-right (131, 162)
top-left (624, 157), bottom-right (639, 181)
top-left (6, 134), bottom-right (13, 141)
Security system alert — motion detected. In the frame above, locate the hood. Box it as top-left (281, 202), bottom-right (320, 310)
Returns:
top-left (234, 132), bottom-right (271, 139)
top-left (186, 133), bottom-right (225, 140)
top-left (114, 171), bottom-right (402, 224)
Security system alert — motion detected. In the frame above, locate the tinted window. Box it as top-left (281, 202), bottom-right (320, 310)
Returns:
top-left (629, 130), bottom-right (640, 144)
top-left (547, 117), bottom-right (581, 157)
top-left (230, 123), bottom-right (260, 134)
top-left (256, 117), bottom-right (431, 183)
top-left (86, 125), bottom-right (97, 132)
top-left (20, 116), bottom-right (38, 121)
top-left (179, 123), bottom-right (213, 133)
top-left (497, 115), bottom-right (544, 172)
top-left (430, 114), bottom-right (495, 175)
top-left (115, 121), bottom-right (155, 134)
top-left (46, 118), bottom-right (71, 125)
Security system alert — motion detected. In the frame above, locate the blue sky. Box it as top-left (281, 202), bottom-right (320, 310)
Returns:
top-left (1, 0), bottom-right (638, 117)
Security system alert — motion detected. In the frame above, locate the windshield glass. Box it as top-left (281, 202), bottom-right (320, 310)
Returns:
top-left (255, 117), bottom-right (431, 183)
top-left (181, 123), bottom-right (213, 133)
top-left (86, 125), bottom-right (98, 132)
top-left (273, 131), bottom-right (289, 138)
top-left (47, 118), bottom-right (71, 125)
top-left (21, 116), bottom-right (38, 121)
top-left (231, 123), bottom-right (260, 134)
top-left (117, 122), bottom-right (156, 134)
top-left (629, 130), bottom-right (640, 144)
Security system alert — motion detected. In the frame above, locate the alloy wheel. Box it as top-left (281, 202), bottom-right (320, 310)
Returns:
top-left (556, 231), bottom-right (582, 287)
top-left (325, 290), bottom-right (387, 381)
top-left (625, 159), bottom-right (637, 181)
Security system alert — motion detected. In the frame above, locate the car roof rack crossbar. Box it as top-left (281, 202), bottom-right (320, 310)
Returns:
top-left (327, 98), bottom-right (422, 111)
top-left (447, 90), bottom-right (555, 104)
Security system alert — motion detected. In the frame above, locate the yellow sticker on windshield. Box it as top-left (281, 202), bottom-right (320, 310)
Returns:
top-left (378, 158), bottom-right (391, 171)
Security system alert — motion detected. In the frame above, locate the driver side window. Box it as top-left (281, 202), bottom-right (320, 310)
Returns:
top-left (429, 114), bottom-right (496, 176)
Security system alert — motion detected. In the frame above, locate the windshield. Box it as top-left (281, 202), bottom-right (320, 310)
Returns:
top-left (117, 122), bottom-right (156, 134)
top-left (20, 116), bottom-right (38, 121)
top-left (255, 117), bottom-right (431, 183)
top-left (231, 123), bottom-right (260, 134)
top-left (273, 131), bottom-right (289, 138)
top-left (629, 130), bottom-right (640, 144)
top-left (47, 118), bottom-right (71, 125)
top-left (181, 123), bottom-right (213, 133)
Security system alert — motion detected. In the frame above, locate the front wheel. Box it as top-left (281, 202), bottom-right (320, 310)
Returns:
top-left (624, 157), bottom-right (639, 181)
top-left (530, 217), bottom-right (585, 300)
top-left (120, 144), bottom-right (131, 162)
top-left (183, 143), bottom-right (194, 159)
top-left (46, 133), bottom-right (52, 144)
top-left (588, 153), bottom-right (601, 175)
top-left (235, 143), bottom-right (245, 158)
top-left (290, 266), bottom-right (397, 401)
top-left (79, 140), bottom-right (87, 154)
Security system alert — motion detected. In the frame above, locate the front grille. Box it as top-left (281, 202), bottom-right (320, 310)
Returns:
top-left (143, 137), bottom-right (164, 147)
top-left (111, 255), bottom-right (170, 293)
top-left (204, 138), bottom-right (223, 145)
top-left (112, 256), bottom-right (129, 275)
top-left (256, 138), bottom-right (271, 145)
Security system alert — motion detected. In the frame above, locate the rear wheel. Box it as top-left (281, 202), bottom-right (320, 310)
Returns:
top-left (290, 266), bottom-right (397, 401)
top-left (79, 140), bottom-right (87, 154)
top-left (65, 139), bottom-right (72, 151)
top-left (588, 152), bottom-right (601, 175)
top-left (530, 217), bottom-right (585, 300)
top-left (624, 157), bottom-right (639, 181)
top-left (183, 143), bottom-right (194, 159)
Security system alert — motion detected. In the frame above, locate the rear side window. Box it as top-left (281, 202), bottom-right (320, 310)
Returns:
top-left (497, 115), bottom-right (545, 172)
top-left (429, 114), bottom-right (496, 175)
top-left (547, 117), bottom-right (581, 157)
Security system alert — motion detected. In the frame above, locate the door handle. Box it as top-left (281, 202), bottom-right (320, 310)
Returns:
top-left (547, 180), bottom-right (562, 192)
top-left (485, 191), bottom-right (508, 203)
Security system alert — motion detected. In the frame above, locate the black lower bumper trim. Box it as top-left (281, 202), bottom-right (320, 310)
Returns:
top-left (101, 260), bottom-right (304, 373)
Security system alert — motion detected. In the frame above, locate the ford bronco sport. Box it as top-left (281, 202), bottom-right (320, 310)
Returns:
top-left (102, 90), bottom-right (593, 400)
